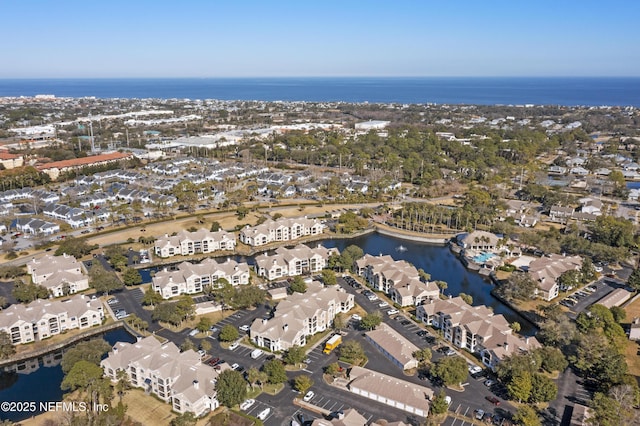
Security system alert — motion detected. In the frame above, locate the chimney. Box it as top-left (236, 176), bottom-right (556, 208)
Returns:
top-left (504, 342), bottom-right (509, 352)
top-left (112, 346), bottom-right (118, 354)
top-left (262, 318), bottom-right (268, 325)
top-left (525, 337), bottom-right (530, 345)
top-left (336, 411), bottom-right (345, 420)
top-left (283, 324), bottom-right (288, 331)
top-left (193, 380), bottom-right (199, 390)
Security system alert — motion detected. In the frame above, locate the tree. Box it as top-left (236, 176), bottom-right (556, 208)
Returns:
top-left (321, 269), bottom-right (337, 285)
top-left (459, 293), bottom-right (473, 305)
top-left (122, 267), bottom-right (142, 286)
top-left (105, 246), bottom-right (128, 271)
top-left (170, 412), bottom-right (197, 426)
top-left (507, 371), bottom-right (532, 403)
top-left (219, 324), bottom-right (239, 342)
top-left (89, 262), bottom-right (123, 295)
top-left (180, 339), bottom-right (196, 352)
top-left (429, 390), bottom-right (449, 415)
top-left (215, 370), bottom-right (247, 408)
top-left (0, 331), bottom-right (15, 359)
top-left (200, 339), bottom-right (212, 352)
top-left (172, 180), bottom-right (199, 213)
top-left (339, 340), bottom-right (366, 365)
top-left (210, 221), bottom-right (221, 232)
top-left (12, 280), bottom-right (49, 303)
top-left (333, 312), bottom-right (347, 332)
top-left (293, 375), bottom-right (314, 394)
top-left (283, 345), bottom-right (306, 366)
top-left (360, 311), bottom-right (382, 330)
top-left (142, 288), bottom-right (163, 307)
top-left (61, 339), bottom-right (111, 374)
top-left (55, 237), bottom-right (96, 258)
top-left (325, 362), bottom-right (341, 376)
top-left (61, 360), bottom-right (104, 392)
top-left (290, 276), bottom-right (307, 294)
top-left (246, 367), bottom-right (261, 389)
top-left (581, 258), bottom-right (597, 283)
top-left (537, 347), bottom-right (568, 373)
top-left (529, 373), bottom-right (557, 403)
top-left (196, 317), bottom-right (213, 334)
top-left (412, 347), bottom-right (432, 364)
top-left (495, 272), bottom-right (537, 301)
top-left (263, 359), bottom-right (287, 384)
top-left (436, 280), bottom-right (448, 293)
top-left (628, 268), bottom-right (640, 291)
top-left (610, 306), bottom-right (626, 323)
top-left (236, 205), bottom-right (249, 219)
top-left (510, 321), bottom-right (521, 333)
top-left (431, 356), bottom-right (468, 386)
top-left (115, 369), bottom-right (131, 400)
top-left (513, 405), bottom-right (541, 426)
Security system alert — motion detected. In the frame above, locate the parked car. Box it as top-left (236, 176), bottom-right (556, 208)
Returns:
top-left (231, 363), bottom-right (240, 370)
top-left (107, 298), bottom-right (118, 305)
top-left (257, 408), bottom-right (270, 420)
top-left (468, 365), bottom-right (483, 375)
top-left (228, 342), bottom-right (240, 350)
top-left (378, 301), bottom-right (389, 308)
top-left (198, 349), bottom-right (206, 358)
top-left (239, 324), bottom-right (250, 332)
top-left (351, 314), bottom-right (362, 321)
top-left (486, 396), bottom-right (500, 405)
top-left (387, 309), bottom-right (399, 315)
top-left (484, 379), bottom-right (496, 387)
top-left (445, 348), bottom-right (456, 356)
top-left (475, 409), bottom-right (485, 420)
top-left (240, 399), bottom-right (255, 411)
top-left (303, 390), bottom-right (315, 402)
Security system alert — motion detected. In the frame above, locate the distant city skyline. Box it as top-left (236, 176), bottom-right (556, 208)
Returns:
top-left (3, 0), bottom-right (639, 79)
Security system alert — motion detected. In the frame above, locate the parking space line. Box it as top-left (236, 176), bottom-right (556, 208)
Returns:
top-left (328, 402), bottom-right (337, 411)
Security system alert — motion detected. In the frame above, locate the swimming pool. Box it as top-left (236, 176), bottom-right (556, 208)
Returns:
top-left (473, 252), bottom-right (496, 263)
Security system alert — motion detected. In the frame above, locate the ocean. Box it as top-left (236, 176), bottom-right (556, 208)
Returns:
top-left (0, 77), bottom-right (639, 106)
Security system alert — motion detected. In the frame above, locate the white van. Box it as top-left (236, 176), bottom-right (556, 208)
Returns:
top-left (250, 349), bottom-right (263, 359)
top-left (189, 329), bottom-right (199, 337)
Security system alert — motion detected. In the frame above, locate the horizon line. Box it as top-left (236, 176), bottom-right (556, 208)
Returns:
top-left (1, 75), bottom-right (639, 80)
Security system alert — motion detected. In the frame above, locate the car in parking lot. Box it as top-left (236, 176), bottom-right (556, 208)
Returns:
top-left (486, 396), bottom-right (500, 405)
top-left (484, 379), bottom-right (496, 387)
top-left (198, 349), bottom-right (206, 358)
top-left (351, 314), bottom-right (362, 321)
top-left (416, 330), bottom-right (428, 337)
top-left (240, 399), bottom-right (255, 411)
top-left (468, 365), bottom-right (483, 375)
top-left (445, 348), bottom-right (456, 356)
top-left (303, 390), bottom-right (315, 402)
top-left (209, 326), bottom-right (219, 333)
top-left (231, 363), bottom-right (240, 370)
top-left (228, 342), bottom-right (240, 350)
top-left (400, 320), bottom-right (411, 326)
top-left (239, 324), bottom-right (250, 332)
top-left (257, 408), bottom-right (271, 420)
top-left (474, 409), bottom-right (485, 420)
top-left (387, 309), bottom-right (399, 315)
top-left (378, 301), bottom-right (389, 308)
top-left (107, 297), bottom-right (118, 305)
top-left (367, 294), bottom-right (378, 301)
top-left (206, 357), bottom-right (221, 366)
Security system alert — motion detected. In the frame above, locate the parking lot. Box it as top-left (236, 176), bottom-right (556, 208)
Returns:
top-left (304, 392), bottom-right (375, 423)
top-left (241, 399), bottom-right (277, 424)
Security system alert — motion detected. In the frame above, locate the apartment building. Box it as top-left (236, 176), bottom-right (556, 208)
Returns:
top-left (416, 296), bottom-right (540, 370)
top-left (239, 216), bottom-right (325, 247)
top-left (355, 254), bottom-right (438, 306)
top-left (27, 254), bottom-right (89, 297)
top-left (152, 258), bottom-right (250, 299)
top-left (365, 323), bottom-right (419, 370)
top-left (101, 336), bottom-right (220, 417)
top-left (154, 229), bottom-right (236, 258)
top-left (528, 254), bottom-right (583, 301)
top-left (0, 295), bottom-right (104, 344)
top-left (250, 282), bottom-right (354, 351)
top-left (255, 244), bottom-right (338, 281)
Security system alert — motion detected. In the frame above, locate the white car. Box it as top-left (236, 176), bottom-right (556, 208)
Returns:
top-left (468, 365), bottom-right (483, 375)
top-left (303, 390), bottom-right (315, 402)
top-left (198, 349), bottom-right (206, 358)
top-left (257, 408), bottom-right (271, 420)
top-left (387, 309), bottom-right (399, 315)
top-left (231, 363), bottom-right (240, 370)
top-left (240, 399), bottom-right (255, 411)
top-left (351, 314), bottom-right (362, 321)
top-left (239, 324), bottom-right (250, 332)
top-left (367, 294), bottom-right (378, 301)
top-left (228, 342), bottom-right (240, 350)
top-left (378, 301), bottom-right (389, 308)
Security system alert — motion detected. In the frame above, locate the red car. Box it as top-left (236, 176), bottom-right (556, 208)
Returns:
top-left (486, 396), bottom-right (500, 405)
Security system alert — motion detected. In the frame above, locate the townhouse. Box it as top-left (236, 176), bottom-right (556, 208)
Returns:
top-left (152, 258), bottom-right (250, 299)
top-left (365, 323), bottom-right (419, 370)
top-left (154, 229), bottom-right (236, 258)
top-left (14, 217), bottom-right (60, 236)
top-left (0, 295), bottom-right (104, 344)
top-left (355, 254), bottom-right (438, 306)
top-left (239, 216), bottom-right (325, 247)
top-left (250, 281), bottom-right (354, 351)
top-left (27, 254), bottom-right (89, 297)
top-left (416, 296), bottom-right (540, 370)
top-left (254, 244), bottom-right (338, 281)
top-left (101, 336), bottom-right (219, 417)
top-left (43, 203), bottom-right (94, 228)
top-left (528, 254), bottom-right (583, 301)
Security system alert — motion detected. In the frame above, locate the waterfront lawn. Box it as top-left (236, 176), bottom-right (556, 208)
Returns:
top-left (121, 388), bottom-right (181, 425)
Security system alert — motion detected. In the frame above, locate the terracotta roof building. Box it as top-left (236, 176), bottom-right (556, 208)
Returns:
top-left (37, 152), bottom-right (133, 180)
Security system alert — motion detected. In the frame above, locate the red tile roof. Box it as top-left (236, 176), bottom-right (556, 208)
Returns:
top-left (0, 152), bottom-right (21, 160)
top-left (37, 152), bottom-right (132, 170)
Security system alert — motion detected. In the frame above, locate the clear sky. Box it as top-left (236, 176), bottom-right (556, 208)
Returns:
top-left (2, 0), bottom-right (639, 78)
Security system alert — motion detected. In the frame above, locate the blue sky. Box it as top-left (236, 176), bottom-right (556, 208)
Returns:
top-left (2, 0), bottom-right (639, 78)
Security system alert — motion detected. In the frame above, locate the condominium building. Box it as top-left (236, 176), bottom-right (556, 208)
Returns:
top-left (152, 258), bottom-right (250, 299)
top-left (355, 254), bottom-right (438, 306)
top-left (154, 229), bottom-right (236, 258)
top-left (101, 336), bottom-right (220, 417)
top-left (416, 296), bottom-right (540, 370)
top-left (0, 295), bottom-right (104, 345)
top-left (250, 282), bottom-right (354, 351)
top-left (528, 254), bottom-right (582, 301)
top-left (239, 216), bottom-right (325, 247)
top-left (27, 254), bottom-right (89, 297)
top-left (255, 244), bottom-right (338, 281)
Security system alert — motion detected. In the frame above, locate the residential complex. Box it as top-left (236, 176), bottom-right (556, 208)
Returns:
top-left (250, 281), bottom-right (354, 351)
top-left (239, 216), bottom-right (325, 247)
top-left (0, 295), bottom-right (104, 344)
top-left (416, 296), bottom-right (540, 370)
top-left (528, 254), bottom-right (583, 301)
top-left (254, 243), bottom-right (338, 281)
top-left (101, 336), bottom-right (220, 417)
top-left (355, 254), bottom-right (439, 306)
top-left (365, 323), bottom-right (419, 370)
top-left (27, 254), bottom-right (89, 297)
top-left (154, 229), bottom-right (236, 258)
top-left (152, 258), bottom-right (250, 299)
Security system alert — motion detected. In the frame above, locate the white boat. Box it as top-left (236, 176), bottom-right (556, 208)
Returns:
top-left (396, 245), bottom-right (407, 252)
